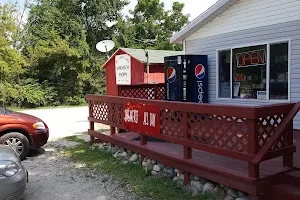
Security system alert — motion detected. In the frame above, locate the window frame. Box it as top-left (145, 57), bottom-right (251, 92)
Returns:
top-left (216, 39), bottom-right (291, 102)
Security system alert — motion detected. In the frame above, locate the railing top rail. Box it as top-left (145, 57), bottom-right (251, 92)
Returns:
top-left (253, 103), bottom-right (296, 118)
top-left (87, 95), bottom-right (295, 119)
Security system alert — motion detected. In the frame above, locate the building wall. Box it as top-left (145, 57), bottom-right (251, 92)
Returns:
top-left (187, 0), bottom-right (300, 41)
top-left (105, 63), bottom-right (116, 96)
top-left (105, 49), bottom-right (144, 96)
top-left (144, 64), bottom-right (164, 83)
top-left (185, 20), bottom-right (300, 128)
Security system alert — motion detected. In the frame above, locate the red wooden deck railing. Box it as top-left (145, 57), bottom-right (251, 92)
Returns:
top-left (87, 95), bottom-right (299, 180)
top-left (118, 83), bottom-right (165, 100)
top-left (253, 102), bottom-right (300, 165)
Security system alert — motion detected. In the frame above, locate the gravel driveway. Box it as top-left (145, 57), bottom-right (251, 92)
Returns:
top-left (22, 139), bottom-right (139, 200)
top-left (20, 107), bottom-right (129, 200)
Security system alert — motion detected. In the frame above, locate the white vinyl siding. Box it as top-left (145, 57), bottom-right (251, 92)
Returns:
top-left (185, 20), bottom-right (300, 129)
top-left (187, 0), bottom-right (300, 41)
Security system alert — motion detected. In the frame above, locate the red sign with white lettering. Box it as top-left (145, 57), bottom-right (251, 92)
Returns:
top-left (123, 102), bottom-right (160, 137)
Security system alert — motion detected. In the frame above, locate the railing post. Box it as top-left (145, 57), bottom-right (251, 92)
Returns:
top-left (117, 85), bottom-right (122, 97)
top-left (109, 101), bottom-right (116, 136)
top-left (248, 118), bottom-right (259, 178)
top-left (139, 135), bottom-right (147, 164)
top-left (139, 134), bottom-right (147, 165)
top-left (283, 120), bottom-right (294, 167)
top-left (153, 84), bottom-right (158, 100)
top-left (110, 126), bottom-right (116, 135)
top-left (183, 112), bottom-right (191, 185)
top-left (117, 86), bottom-right (124, 133)
top-left (89, 121), bottom-right (95, 144)
top-left (89, 101), bottom-right (95, 144)
top-left (140, 135), bottom-right (147, 145)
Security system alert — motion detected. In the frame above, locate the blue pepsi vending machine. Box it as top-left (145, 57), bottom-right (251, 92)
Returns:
top-left (164, 55), bottom-right (208, 103)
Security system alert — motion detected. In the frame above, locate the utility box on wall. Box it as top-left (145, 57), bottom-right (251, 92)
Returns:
top-left (102, 48), bottom-right (182, 96)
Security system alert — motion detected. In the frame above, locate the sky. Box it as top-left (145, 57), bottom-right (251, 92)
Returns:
top-left (1, 0), bottom-right (218, 22)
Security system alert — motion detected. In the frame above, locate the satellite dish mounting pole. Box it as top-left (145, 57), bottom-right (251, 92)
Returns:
top-left (96, 40), bottom-right (115, 59)
top-left (134, 38), bottom-right (156, 84)
top-left (144, 49), bottom-right (150, 84)
top-left (105, 45), bottom-right (109, 59)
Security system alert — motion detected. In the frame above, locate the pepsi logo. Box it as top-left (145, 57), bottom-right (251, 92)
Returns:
top-left (195, 64), bottom-right (205, 80)
top-left (167, 67), bottom-right (176, 83)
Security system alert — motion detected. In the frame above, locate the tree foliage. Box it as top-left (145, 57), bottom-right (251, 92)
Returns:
top-left (0, 4), bottom-right (53, 107)
top-left (114, 0), bottom-right (189, 50)
top-left (0, 0), bottom-right (189, 108)
top-left (23, 0), bottom-right (124, 105)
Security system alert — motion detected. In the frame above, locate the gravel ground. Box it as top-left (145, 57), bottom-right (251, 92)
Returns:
top-left (22, 139), bottom-right (139, 200)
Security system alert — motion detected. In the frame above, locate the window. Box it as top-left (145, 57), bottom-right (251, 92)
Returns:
top-left (217, 41), bottom-right (289, 101)
top-left (232, 45), bottom-right (267, 99)
top-left (218, 50), bottom-right (231, 98)
top-left (270, 43), bottom-right (289, 100)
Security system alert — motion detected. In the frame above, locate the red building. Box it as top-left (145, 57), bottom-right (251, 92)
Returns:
top-left (102, 48), bottom-right (182, 95)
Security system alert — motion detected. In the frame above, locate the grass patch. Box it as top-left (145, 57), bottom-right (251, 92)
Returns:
top-left (64, 135), bottom-right (87, 143)
top-left (63, 136), bottom-right (212, 200)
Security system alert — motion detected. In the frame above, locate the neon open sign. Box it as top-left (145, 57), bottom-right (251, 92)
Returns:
top-left (236, 49), bottom-right (266, 68)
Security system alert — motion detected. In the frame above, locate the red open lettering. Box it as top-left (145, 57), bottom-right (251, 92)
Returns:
top-left (250, 52), bottom-right (259, 65)
top-left (236, 49), bottom-right (266, 68)
top-left (258, 51), bottom-right (265, 64)
top-left (244, 52), bottom-right (250, 66)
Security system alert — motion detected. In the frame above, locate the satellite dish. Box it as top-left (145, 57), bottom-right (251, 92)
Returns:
top-left (96, 40), bottom-right (115, 53)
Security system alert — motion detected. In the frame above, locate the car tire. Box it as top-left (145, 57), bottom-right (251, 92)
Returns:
top-left (0, 132), bottom-right (30, 160)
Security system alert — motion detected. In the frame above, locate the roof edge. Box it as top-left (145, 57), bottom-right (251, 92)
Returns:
top-left (102, 48), bottom-right (122, 68)
top-left (170, 0), bottom-right (231, 44)
top-left (102, 48), bottom-right (183, 68)
top-left (102, 48), bottom-right (143, 68)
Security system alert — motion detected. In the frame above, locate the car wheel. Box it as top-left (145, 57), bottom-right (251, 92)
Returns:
top-left (0, 132), bottom-right (30, 160)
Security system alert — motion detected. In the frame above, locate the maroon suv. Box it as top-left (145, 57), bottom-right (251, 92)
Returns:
top-left (0, 107), bottom-right (49, 160)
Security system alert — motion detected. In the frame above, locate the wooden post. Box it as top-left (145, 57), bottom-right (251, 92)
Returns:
top-left (283, 121), bottom-right (294, 167)
top-left (110, 126), bottom-right (116, 135)
top-left (108, 100), bottom-right (117, 136)
top-left (153, 84), bottom-right (158, 100)
top-left (89, 121), bottom-right (95, 144)
top-left (88, 101), bottom-right (95, 144)
top-left (117, 85), bottom-right (122, 97)
top-left (117, 86), bottom-right (124, 133)
top-left (248, 163), bottom-right (259, 178)
top-left (140, 134), bottom-right (147, 164)
top-left (140, 135), bottom-right (147, 145)
top-left (183, 112), bottom-right (191, 185)
top-left (248, 118), bottom-right (259, 178)
top-left (184, 145), bottom-right (191, 185)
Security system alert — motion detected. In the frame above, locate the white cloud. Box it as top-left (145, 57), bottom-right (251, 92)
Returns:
top-left (122, 0), bottom-right (218, 21)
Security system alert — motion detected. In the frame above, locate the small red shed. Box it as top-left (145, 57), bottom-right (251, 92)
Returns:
top-left (102, 48), bottom-right (182, 95)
